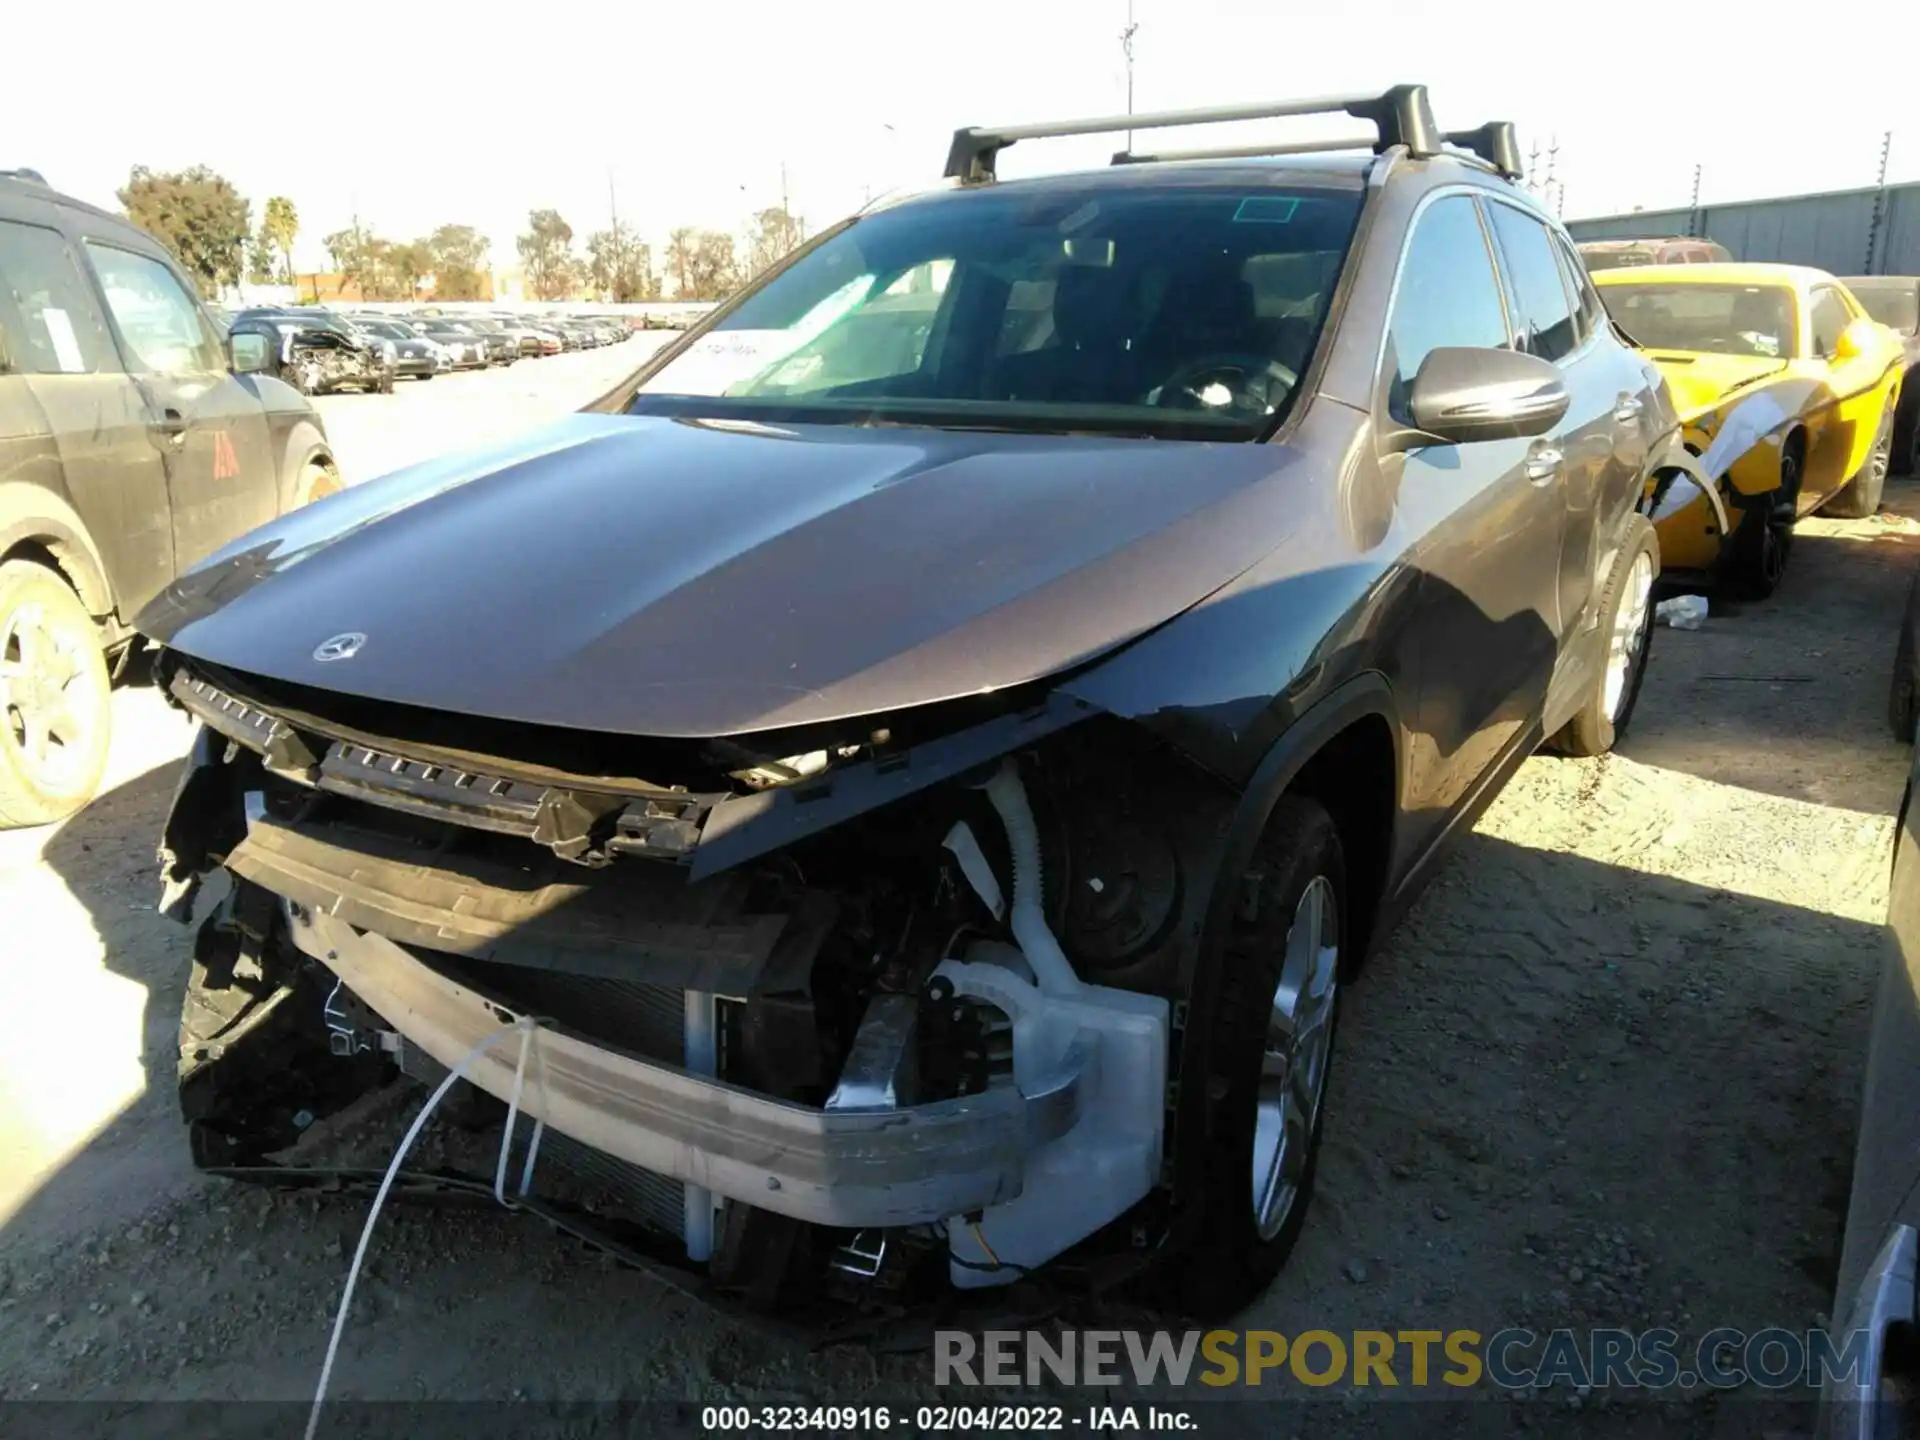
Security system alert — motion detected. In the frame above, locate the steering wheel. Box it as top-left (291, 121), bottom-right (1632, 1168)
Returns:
top-left (1153, 354), bottom-right (1299, 417)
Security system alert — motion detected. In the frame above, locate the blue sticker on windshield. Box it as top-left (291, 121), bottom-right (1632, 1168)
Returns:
top-left (1233, 197), bottom-right (1299, 223)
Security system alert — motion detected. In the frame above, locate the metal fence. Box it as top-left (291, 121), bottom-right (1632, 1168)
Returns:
top-left (1566, 181), bottom-right (1920, 276)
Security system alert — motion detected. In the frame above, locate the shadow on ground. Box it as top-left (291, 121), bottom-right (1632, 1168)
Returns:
top-left (1621, 482), bottom-right (1920, 814)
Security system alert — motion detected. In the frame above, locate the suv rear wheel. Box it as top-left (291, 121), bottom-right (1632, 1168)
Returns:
top-left (0, 559), bottom-right (112, 827)
top-left (1554, 514), bottom-right (1658, 756)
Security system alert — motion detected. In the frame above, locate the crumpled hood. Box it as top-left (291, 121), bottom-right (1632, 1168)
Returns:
top-left (1644, 351), bottom-right (1789, 422)
top-left (139, 414), bottom-right (1307, 737)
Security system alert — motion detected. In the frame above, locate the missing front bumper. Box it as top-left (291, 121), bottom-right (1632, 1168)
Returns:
top-left (281, 904), bottom-right (1086, 1230)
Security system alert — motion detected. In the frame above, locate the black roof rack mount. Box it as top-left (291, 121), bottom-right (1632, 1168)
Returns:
top-left (1444, 123), bottom-right (1524, 180)
top-left (945, 84), bottom-right (1442, 183)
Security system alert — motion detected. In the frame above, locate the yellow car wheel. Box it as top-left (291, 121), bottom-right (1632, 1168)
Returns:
top-left (1823, 403), bottom-right (1895, 520)
top-left (1725, 440), bottom-right (1802, 600)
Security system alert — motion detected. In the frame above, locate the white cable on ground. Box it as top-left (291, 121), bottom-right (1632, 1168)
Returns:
top-left (306, 1015), bottom-right (543, 1440)
top-left (492, 1017), bottom-right (547, 1209)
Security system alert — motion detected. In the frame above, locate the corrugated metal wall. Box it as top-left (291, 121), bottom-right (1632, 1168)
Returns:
top-left (1566, 182), bottom-right (1920, 276)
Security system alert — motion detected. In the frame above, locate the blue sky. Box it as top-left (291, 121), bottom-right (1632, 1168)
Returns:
top-left (11, 0), bottom-right (1916, 272)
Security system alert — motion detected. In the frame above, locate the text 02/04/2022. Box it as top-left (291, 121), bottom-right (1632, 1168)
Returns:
top-left (700, 1404), bottom-right (1198, 1431)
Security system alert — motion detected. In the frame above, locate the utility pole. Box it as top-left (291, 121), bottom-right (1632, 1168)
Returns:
top-left (1688, 164), bottom-right (1703, 237)
top-left (1545, 136), bottom-right (1562, 218)
top-left (1121, 0), bottom-right (1139, 151)
top-left (1867, 130), bottom-right (1893, 274)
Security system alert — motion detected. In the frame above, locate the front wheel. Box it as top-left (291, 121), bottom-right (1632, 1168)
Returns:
top-left (0, 560), bottom-right (113, 828)
top-left (1823, 403), bottom-right (1896, 519)
top-left (1553, 513), bottom-right (1658, 757)
top-left (1726, 441), bottom-right (1802, 600)
top-left (1167, 795), bottom-right (1345, 1317)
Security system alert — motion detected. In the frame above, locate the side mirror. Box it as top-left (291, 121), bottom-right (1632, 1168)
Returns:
top-left (229, 330), bottom-right (269, 375)
top-left (1401, 346), bottom-right (1570, 445)
top-left (1833, 317), bottom-right (1879, 362)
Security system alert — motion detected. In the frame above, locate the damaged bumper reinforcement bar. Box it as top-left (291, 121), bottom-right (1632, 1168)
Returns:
top-left (281, 901), bottom-right (1089, 1229)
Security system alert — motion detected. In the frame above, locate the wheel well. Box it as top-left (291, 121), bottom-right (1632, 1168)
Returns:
top-left (1282, 713), bottom-right (1396, 962)
top-left (0, 536), bottom-right (107, 618)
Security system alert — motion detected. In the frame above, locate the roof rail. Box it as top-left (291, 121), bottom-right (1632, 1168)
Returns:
top-left (1443, 123), bottom-right (1523, 180)
top-left (945, 84), bottom-right (1440, 183)
top-left (1110, 135), bottom-right (1378, 166)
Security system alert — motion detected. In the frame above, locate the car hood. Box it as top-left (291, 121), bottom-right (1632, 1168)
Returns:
top-left (1643, 351), bottom-right (1790, 422)
top-left (138, 414), bottom-right (1307, 738)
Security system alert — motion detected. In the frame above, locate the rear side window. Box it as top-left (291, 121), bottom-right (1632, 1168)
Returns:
top-left (1809, 287), bottom-right (1852, 358)
top-left (1384, 195), bottom-right (1510, 425)
top-left (0, 220), bottom-right (115, 374)
top-left (1485, 201), bottom-right (1579, 363)
top-left (84, 242), bottom-right (223, 375)
top-left (1549, 231), bottom-right (1605, 345)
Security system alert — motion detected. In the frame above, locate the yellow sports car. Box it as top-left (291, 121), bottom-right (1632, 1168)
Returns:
top-left (1592, 263), bottom-right (1905, 596)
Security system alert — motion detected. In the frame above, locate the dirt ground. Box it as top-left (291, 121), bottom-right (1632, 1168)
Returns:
top-left (2, 356), bottom-right (1915, 1437)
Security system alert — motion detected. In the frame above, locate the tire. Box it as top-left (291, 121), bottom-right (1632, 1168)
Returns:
top-left (1726, 438), bottom-right (1802, 600)
top-left (415, 373), bottom-right (434, 381)
top-left (1823, 403), bottom-right (1895, 519)
top-left (279, 421), bottom-right (341, 513)
top-left (1893, 575), bottom-right (1919, 743)
top-left (0, 559), bottom-right (112, 828)
top-left (1169, 795), bottom-right (1345, 1318)
top-left (1554, 514), bottom-right (1658, 757)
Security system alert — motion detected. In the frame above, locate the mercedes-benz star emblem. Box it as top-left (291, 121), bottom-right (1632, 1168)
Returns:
top-left (312, 632), bottom-right (367, 662)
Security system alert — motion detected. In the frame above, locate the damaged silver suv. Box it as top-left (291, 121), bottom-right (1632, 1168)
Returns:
top-left (142, 86), bottom-right (1688, 1319)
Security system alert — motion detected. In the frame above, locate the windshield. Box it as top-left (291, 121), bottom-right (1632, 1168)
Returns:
top-left (1597, 282), bottom-right (1798, 359)
top-left (629, 181), bottom-right (1362, 438)
top-left (1851, 284), bottom-right (1919, 334)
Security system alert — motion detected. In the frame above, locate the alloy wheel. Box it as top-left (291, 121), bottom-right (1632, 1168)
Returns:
top-left (0, 598), bottom-right (103, 796)
top-left (1869, 411), bottom-right (1894, 492)
top-left (1251, 874), bottom-right (1340, 1241)
top-left (1604, 552), bottom-right (1654, 721)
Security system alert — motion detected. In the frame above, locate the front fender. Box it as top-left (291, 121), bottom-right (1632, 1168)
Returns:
top-left (1643, 433), bottom-right (1730, 538)
top-left (0, 479), bottom-right (117, 619)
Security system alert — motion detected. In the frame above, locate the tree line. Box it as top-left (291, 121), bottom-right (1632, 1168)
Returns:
top-left (114, 165), bottom-right (809, 304)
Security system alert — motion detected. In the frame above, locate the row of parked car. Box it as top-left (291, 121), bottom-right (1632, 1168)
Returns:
top-left (203, 305), bottom-right (640, 395)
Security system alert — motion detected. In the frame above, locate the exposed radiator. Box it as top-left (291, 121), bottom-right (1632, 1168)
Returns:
top-left (393, 962), bottom-right (709, 1248)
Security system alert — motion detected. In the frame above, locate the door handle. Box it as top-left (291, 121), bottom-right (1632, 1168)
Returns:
top-left (1525, 444), bottom-right (1565, 485)
top-left (1613, 396), bottom-right (1643, 423)
top-left (151, 408), bottom-right (189, 446)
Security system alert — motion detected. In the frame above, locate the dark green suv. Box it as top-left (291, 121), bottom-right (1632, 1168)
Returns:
top-left (0, 168), bottom-right (339, 825)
